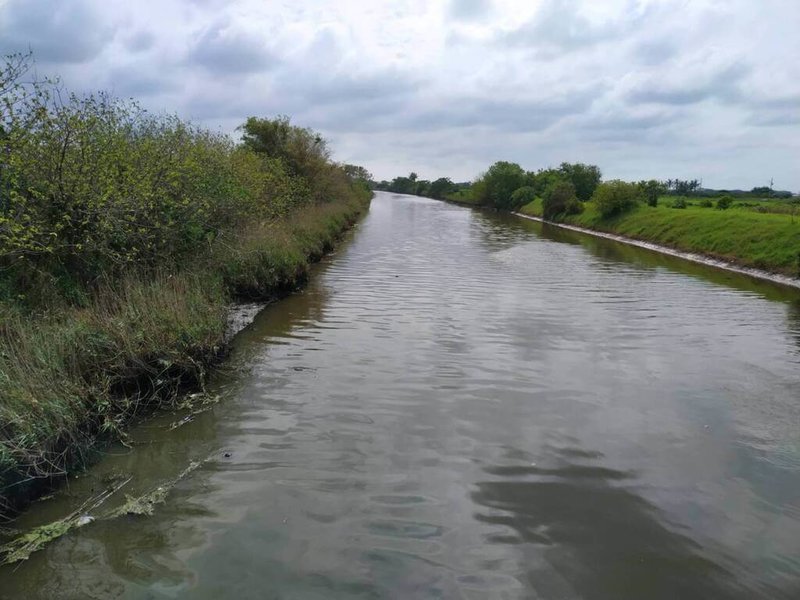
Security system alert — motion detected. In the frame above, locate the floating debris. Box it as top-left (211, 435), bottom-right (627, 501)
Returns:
top-left (108, 460), bottom-right (203, 518)
top-left (0, 477), bottom-right (131, 565)
top-left (0, 453), bottom-right (211, 565)
top-left (168, 414), bottom-right (195, 431)
top-left (169, 394), bottom-right (222, 430)
top-left (109, 487), bottom-right (169, 517)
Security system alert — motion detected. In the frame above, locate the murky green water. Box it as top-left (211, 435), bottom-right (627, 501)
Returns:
top-left (2, 192), bottom-right (800, 599)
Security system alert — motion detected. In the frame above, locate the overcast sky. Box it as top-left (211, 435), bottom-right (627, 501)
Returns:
top-left (1, 0), bottom-right (798, 189)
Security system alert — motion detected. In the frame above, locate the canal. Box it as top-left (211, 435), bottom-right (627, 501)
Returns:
top-left (2, 192), bottom-right (799, 599)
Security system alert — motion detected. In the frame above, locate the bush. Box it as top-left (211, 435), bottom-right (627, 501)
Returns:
top-left (510, 186), bottom-right (537, 210)
top-left (592, 180), bottom-right (643, 218)
top-left (542, 181), bottom-right (582, 220)
top-left (716, 195), bottom-right (733, 210)
top-left (0, 52), bottom-right (370, 308)
top-left (672, 197), bottom-right (688, 209)
top-left (699, 198), bottom-right (713, 208)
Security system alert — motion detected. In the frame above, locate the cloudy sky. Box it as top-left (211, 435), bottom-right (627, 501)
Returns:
top-left (1, 0), bottom-right (798, 189)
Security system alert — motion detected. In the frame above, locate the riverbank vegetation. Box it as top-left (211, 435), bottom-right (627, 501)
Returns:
top-left (0, 53), bottom-right (371, 516)
top-left (381, 161), bottom-right (800, 277)
top-left (373, 173), bottom-right (469, 200)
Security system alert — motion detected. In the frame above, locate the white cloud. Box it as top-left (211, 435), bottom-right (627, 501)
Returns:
top-left (1, 0), bottom-right (798, 190)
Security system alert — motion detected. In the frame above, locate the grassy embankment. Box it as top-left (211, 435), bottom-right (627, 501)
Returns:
top-left (518, 198), bottom-right (800, 277)
top-left (0, 201), bottom-right (368, 514)
top-left (0, 54), bottom-right (371, 516)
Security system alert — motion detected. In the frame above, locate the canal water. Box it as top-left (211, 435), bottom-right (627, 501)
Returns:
top-left (2, 192), bottom-right (799, 599)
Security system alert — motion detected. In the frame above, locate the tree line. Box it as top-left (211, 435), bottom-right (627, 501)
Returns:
top-left (373, 173), bottom-right (468, 200)
top-left (376, 160), bottom-right (796, 220)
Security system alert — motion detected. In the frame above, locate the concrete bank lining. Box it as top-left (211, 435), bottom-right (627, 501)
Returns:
top-left (512, 212), bottom-right (800, 291)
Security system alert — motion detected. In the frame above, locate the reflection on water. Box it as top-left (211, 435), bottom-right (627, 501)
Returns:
top-left (472, 450), bottom-right (734, 599)
top-left (1, 192), bottom-right (800, 599)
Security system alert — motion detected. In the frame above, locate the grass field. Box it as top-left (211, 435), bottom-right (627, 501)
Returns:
top-left (519, 197), bottom-right (800, 277)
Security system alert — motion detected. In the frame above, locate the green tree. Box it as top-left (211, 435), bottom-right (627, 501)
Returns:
top-left (592, 180), bottom-right (643, 218)
top-left (751, 186), bottom-right (772, 197)
top-left (530, 168), bottom-right (565, 197)
top-left (342, 164), bottom-right (372, 183)
top-left (638, 180), bottom-right (666, 207)
top-left (473, 161), bottom-right (527, 209)
top-left (414, 179), bottom-right (431, 196)
top-left (387, 174), bottom-right (417, 194)
top-left (428, 177), bottom-right (456, 199)
top-left (239, 115), bottom-right (329, 180)
top-left (559, 162), bottom-right (602, 202)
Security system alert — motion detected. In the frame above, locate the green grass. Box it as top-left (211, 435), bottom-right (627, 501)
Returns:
top-left (0, 193), bottom-right (370, 516)
top-left (519, 199), bottom-right (800, 276)
top-left (444, 190), bottom-right (482, 205)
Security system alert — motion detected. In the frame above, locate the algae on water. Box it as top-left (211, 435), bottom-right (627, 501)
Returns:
top-left (0, 476), bottom-right (131, 565)
top-left (0, 457), bottom-right (207, 565)
top-left (0, 519), bottom-right (78, 564)
top-left (109, 487), bottom-right (170, 517)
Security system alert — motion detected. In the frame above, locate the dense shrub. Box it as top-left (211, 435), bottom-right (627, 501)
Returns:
top-left (542, 181), bottom-right (582, 220)
top-left (0, 53), bottom-right (366, 307)
top-left (510, 186), bottom-right (537, 210)
top-left (716, 195), bottom-right (734, 210)
top-left (592, 180), bottom-right (643, 218)
top-left (699, 198), bottom-right (714, 208)
top-left (672, 197), bottom-right (688, 209)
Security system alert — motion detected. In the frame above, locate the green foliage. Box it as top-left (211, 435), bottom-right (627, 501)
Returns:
top-left (558, 162), bottom-right (602, 202)
top-left (383, 173), bottom-right (418, 195)
top-left (0, 53), bottom-right (370, 305)
top-left (473, 161), bottom-right (527, 209)
top-left (716, 195), bottom-right (734, 210)
top-left (752, 186), bottom-right (772, 197)
top-left (510, 186), bottom-right (537, 210)
top-left (699, 198), bottom-right (714, 208)
top-left (428, 177), bottom-right (457, 199)
top-left (528, 168), bottom-right (564, 198)
top-left (239, 115), bottom-right (330, 182)
top-left (672, 197), bottom-right (688, 209)
top-left (342, 164), bottom-right (372, 184)
top-left (542, 181), bottom-right (582, 220)
top-left (639, 180), bottom-right (666, 207)
top-left (1, 85), bottom-right (263, 289)
top-left (592, 180), bottom-right (643, 218)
